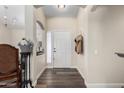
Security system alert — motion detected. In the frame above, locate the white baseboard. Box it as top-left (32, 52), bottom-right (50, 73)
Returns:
top-left (32, 66), bottom-right (46, 87)
top-left (76, 67), bottom-right (88, 87)
top-left (86, 83), bottom-right (124, 88)
top-left (70, 66), bottom-right (77, 68)
top-left (77, 67), bottom-right (124, 88)
top-left (47, 65), bottom-right (53, 68)
top-left (76, 67), bottom-right (124, 88)
top-left (76, 67), bottom-right (85, 78)
top-left (47, 65), bottom-right (77, 68)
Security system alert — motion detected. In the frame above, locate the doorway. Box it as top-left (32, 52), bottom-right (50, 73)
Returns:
top-left (47, 31), bottom-right (71, 68)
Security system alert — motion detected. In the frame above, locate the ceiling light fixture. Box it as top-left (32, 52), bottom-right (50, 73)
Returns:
top-left (58, 5), bottom-right (65, 9)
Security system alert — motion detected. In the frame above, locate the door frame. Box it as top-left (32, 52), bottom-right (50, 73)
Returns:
top-left (47, 30), bottom-right (72, 68)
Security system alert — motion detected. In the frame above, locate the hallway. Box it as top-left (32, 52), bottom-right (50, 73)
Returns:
top-left (36, 68), bottom-right (86, 88)
top-left (1, 5), bottom-right (124, 88)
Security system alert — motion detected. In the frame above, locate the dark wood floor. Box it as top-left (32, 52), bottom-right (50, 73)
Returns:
top-left (36, 68), bottom-right (86, 88)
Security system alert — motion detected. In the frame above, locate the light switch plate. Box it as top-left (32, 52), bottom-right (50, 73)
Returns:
top-left (94, 49), bottom-right (98, 55)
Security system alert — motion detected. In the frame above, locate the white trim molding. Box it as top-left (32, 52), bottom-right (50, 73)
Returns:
top-left (76, 67), bottom-right (124, 88)
top-left (85, 83), bottom-right (124, 88)
top-left (32, 66), bottom-right (46, 87)
top-left (76, 66), bottom-right (88, 87)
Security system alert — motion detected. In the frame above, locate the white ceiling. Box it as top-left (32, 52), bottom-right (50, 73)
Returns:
top-left (42, 5), bottom-right (79, 18)
top-left (0, 5), bottom-right (25, 29)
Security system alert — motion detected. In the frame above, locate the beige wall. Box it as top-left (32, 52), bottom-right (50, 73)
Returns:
top-left (33, 7), bottom-right (47, 86)
top-left (47, 17), bottom-right (78, 67)
top-left (87, 5), bottom-right (124, 87)
top-left (0, 23), bottom-right (12, 44)
top-left (47, 17), bottom-right (77, 31)
top-left (76, 5), bottom-right (124, 87)
top-left (77, 7), bottom-right (88, 81)
top-left (11, 29), bottom-right (25, 48)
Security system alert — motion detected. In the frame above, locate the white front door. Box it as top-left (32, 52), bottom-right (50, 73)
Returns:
top-left (52, 31), bottom-right (71, 68)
